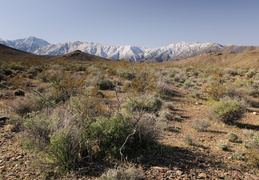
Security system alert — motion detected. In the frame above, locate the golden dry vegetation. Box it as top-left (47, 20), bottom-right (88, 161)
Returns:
top-left (0, 44), bottom-right (258, 179)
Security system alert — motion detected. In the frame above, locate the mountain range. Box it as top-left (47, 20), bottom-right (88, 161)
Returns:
top-left (0, 37), bottom-right (228, 62)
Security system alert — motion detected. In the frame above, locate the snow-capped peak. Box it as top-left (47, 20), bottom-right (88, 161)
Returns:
top-left (13, 36), bottom-right (50, 46)
top-left (0, 37), bottom-right (228, 62)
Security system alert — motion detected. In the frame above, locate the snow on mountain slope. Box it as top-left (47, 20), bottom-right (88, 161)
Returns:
top-left (0, 37), bottom-right (50, 53)
top-left (0, 37), bottom-right (227, 62)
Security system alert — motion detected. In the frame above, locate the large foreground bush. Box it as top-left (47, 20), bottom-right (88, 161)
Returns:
top-left (22, 95), bottom-right (162, 171)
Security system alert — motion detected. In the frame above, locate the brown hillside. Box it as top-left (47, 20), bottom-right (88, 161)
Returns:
top-left (0, 44), bottom-right (34, 57)
top-left (53, 50), bottom-right (110, 62)
top-left (0, 43), bottom-right (51, 63)
top-left (171, 51), bottom-right (259, 68)
top-left (221, 45), bottom-right (259, 54)
top-left (0, 44), bottom-right (109, 62)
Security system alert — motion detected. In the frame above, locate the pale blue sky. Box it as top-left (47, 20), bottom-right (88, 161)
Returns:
top-left (1, 0), bottom-right (259, 48)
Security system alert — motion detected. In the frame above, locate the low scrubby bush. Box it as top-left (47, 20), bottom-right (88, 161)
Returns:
top-left (98, 79), bottom-right (115, 90)
top-left (191, 119), bottom-right (211, 132)
top-left (183, 135), bottom-right (194, 146)
top-left (217, 140), bottom-right (229, 151)
top-left (245, 133), bottom-right (259, 167)
top-left (209, 98), bottom-right (246, 124)
top-left (118, 69), bottom-right (136, 80)
top-left (232, 152), bottom-right (245, 161)
top-left (2, 62), bottom-right (25, 71)
top-left (124, 96), bottom-right (162, 114)
top-left (49, 129), bottom-right (82, 170)
top-left (202, 75), bottom-right (226, 100)
top-left (27, 66), bottom-right (43, 79)
top-left (23, 100), bottom-right (162, 172)
top-left (130, 72), bottom-right (156, 93)
top-left (11, 95), bottom-right (48, 117)
top-left (227, 132), bottom-right (239, 142)
top-left (156, 82), bottom-right (176, 98)
top-left (164, 102), bottom-right (174, 110)
top-left (99, 167), bottom-right (143, 180)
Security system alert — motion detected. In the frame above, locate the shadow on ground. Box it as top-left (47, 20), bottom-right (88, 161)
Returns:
top-left (235, 122), bottom-right (259, 131)
top-left (137, 144), bottom-right (222, 173)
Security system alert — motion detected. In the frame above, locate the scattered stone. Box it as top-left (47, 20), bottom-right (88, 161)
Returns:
top-left (176, 170), bottom-right (183, 176)
top-left (198, 172), bottom-right (207, 179)
top-left (252, 112), bottom-right (257, 115)
top-left (5, 157), bottom-right (11, 161)
top-left (195, 102), bottom-right (202, 105)
top-left (16, 155), bottom-right (24, 160)
top-left (168, 174), bottom-right (176, 179)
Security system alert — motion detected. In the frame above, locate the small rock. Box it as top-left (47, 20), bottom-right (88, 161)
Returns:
top-left (198, 173), bottom-right (207, 179)
top-left (195, 102), bottom-right (202, 105)
top-left (168, 174), bottom-right (176, 179)
top-left (166, 170), bottom-right (174, 175)
top-left (16, 155), bottom-right (23, 159)
top-left (5, 157), bottom-right (11, 161)
top-left (176, 170), bottom-right (183, 176)
top-left (252, 112), bottom-right (257, 115)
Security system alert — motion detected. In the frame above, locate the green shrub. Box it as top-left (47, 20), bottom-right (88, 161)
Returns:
top-left (191, 119), bottom-right (211, 132)
top-left (130, 72), bottom-right (156, 93)
top-left (183, 135), bottom-right (194, 146)
top-left (99, 167), bottom-right (143, 180)
top-left (224, 68), bottom-right (238, 76)
top-left (38, 68), bottom-right (65, 83)
top-left (11, 95), bottom-right (47, 117)
top-left (245, 133), bottom-right (259, 167)
top-left (24, 113), bottom-right (52, 148)
top-left (87, 114), bottom-right (131, 157)
top-left (2, 62), bottom-right (25, 71)
top-left (164, 102), bottom-right (174, 110)
top-left (23, 107), bottom-right (162, 172)
top-left (217, 140), bottom-right (229, 151)
top-left (124, 96), bottom-right (162, 113)
top-left (7, 116), bottom-right (24, 132)
top-left (173, 72), bottom-right (187, 83)
top-left (183, 79), bottom-right (194, 89)
top-left (227, 132), bottom-right (239, 142)
top-left (245, 69), bottom-right (257, 78)
top-left (27, 66), bottom-right (43, 79)
top-left (232, 152), bottom-right (245, 161)
top-left (203, 75), bottom-right (226, 100)
top-left (118, 70), bottom-right (136, 80)
top-left (243, 132), bottom-right (259, 148)
top-left (0, 73), bottom-right (5, 81)
top-left (76, 66), bottom-right (86, 72)
top-left (50, 129), bottom-right (81, 170)
top-left (158, 110), bottom-right (174, 121)
top-left (243, 133), bottom-right (259, 167)
top-left (3, 69), bottom-right (13, 76)
top-left (87, 113), bottom-right (161, 158)
top-left (129, 113), bottom-right (161, 149)
top-left (156, 82), bottom-right (176, 98)
top-left (98, 79), bottom-right (115, 90)
top-left (209, 98), bottom-right (246, 124)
